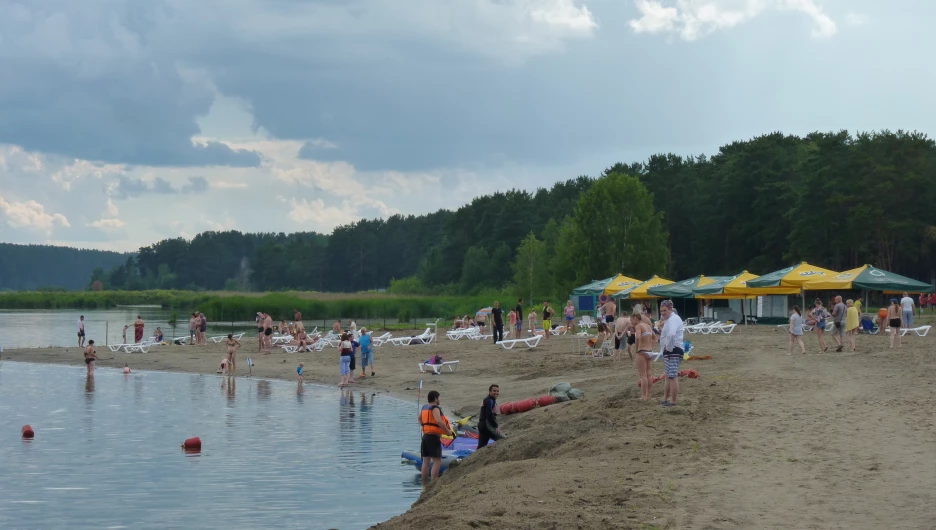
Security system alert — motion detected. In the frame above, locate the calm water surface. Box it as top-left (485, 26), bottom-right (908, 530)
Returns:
top-left (0, 362), bottom-right (421, 529)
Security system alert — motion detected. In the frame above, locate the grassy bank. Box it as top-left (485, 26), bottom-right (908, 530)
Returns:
top-left (0, 290), bottom-right (511, 322)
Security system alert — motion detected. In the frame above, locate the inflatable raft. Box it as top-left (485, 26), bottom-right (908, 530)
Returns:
top-left (401, 434), bottom-right (486, 474)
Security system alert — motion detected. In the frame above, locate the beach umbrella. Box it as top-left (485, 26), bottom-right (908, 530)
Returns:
top-left (647, 275), bottom-right (730, 298)
top-left (694, 271), bottom-right (800, 298)
top-left (476, 307), bottom-right (493, 315)
top-left (801, 265), bottom-right (934, 293)
top-left (570, 276), bottom-right (616, 296)
top-left (746, 262), bottom-right (840, 289)
top-left (602, 274), bottom-right (644, 296)
top-left (610, 275), bottom-right (673, 300)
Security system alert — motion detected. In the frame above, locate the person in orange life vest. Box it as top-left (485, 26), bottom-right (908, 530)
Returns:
top-left (419, 390), bottom-right (455, 486)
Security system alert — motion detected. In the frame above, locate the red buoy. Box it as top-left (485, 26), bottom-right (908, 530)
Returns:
top-left (536, 395), bottom-right (556, 407)
top-left (22, 425), bottom-right (35, 438)
top-left (499, 402), bottom-right (514, 415)
top-left (513, 398), bottom-right (537, 414)
top-left (181, 437), bottom-right (202, 450)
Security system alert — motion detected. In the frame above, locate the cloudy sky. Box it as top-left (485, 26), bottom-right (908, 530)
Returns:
top-left (1, 0), bottom-right (933, 251)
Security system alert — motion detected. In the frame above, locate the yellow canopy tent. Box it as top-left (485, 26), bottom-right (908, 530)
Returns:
top-left (602, 274), bottom-right (644, 296)
top-left (610, 275), bottom-right (673, 300)
top-left (694, 271), bottom-right (800, 299)
top-left (746, 262), bottom-right (840, 289)
top-left (801, 264), bottom-right (935, 294)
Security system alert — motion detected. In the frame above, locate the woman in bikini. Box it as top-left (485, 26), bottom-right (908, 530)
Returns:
top-left (887, 298), bottom-right (902, 348)
top-left (84, 340), bottom-right (98, 376)
top-left (226, 333), bottom-right (241, 375)
top-left (631, 313), bottom-right (654, 401)
top-left (809, 299), bottom-right (829, 353)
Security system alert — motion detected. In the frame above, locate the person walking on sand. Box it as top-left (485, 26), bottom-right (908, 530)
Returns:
top-left (542, 301), bottom-right (555, 341)
top-left (830, 296), bottom-right (846, 352)
top-left (900, 292), bottom-right (915, 329)
top-left (491, 301), bottom-right (504, 344)
top-left (887, 298), bottom-right (903, 348)
top-left (515, 298), bottom-right (524, 339)
top-left (564, 300), bottom-right (576, 334)
top-left (659, 300), bottom-right (684, 407)
top-left (478, 384), bottom-right (505, 448)
top-left (77, 315), bottom-right (86, 347)
top-left (788, 305), bottom-right (806, 355)
top-left (419, 390), bottom-right (455, 486)
top-left (632, 312), bottom-right (654, 400)
top-left (84, 340), bottom-right (98, 376)
top-left (226, 333), bottom-right (241, 375)
top-left (338, 332), bottom-right (353, 386)
top-left (809, 299), bottom-right (830, 353)
top-left (359, 328), bottom-right (375, 378)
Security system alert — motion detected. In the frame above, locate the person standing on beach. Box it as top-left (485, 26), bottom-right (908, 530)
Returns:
top-left (788, 305), bottom-right (806, 355)
top-left (134, 315), bottom-right (145, 343)
top-left (77, 315), bottom-right (86, 347)
top-left (332, 320), bottom-right (341, 334)
top-left (297, 362), bottom-right (304, 385)
top-left (338, 332), bottom-right (353, 386)
top-left (900, 292), bottom-right (915, 329)
top-left (830, 296), bottom-right (846, 352)
top-left (542, 301), bottom-right (555, 341)
top-left (632, 313), bottom-right (654, 400)
top-left (256, 313), bottom-right (265, 351)
top-left (613, 313), bottom-right (631, 361)
top-left (359, 328), bottom-right (374, 378)
top-left (508, 309), bottom-right (517, 338)
top-left (122, 324), bottom-right (129, 344)
top-left (263, 312), bottom-right (274, 353)
top-left (83, 340), bottom-right (98, 376)
top-left (602, 298), bottom-right (617, 328)
top-left (419, 390), bottom-right (455, 486)
top-left (564, 300), bottom-right (576, 334)
top-left (226, 333), bottom-right (241, 375)
top-left (659, 300), bottom-right (685, 407)
top-left (294, 308), bottom-right (304, 333)
top-left (515, 298), bottom-right (524, 339)
top-left (478, 384), bottom-right (504, 448)
top-left (808, 300), bottom-right (829, 353)
top-left (198, 312), bottom-right (208, 345)
top-left (491, 301), bottom-right (504, 344)
top-left (887, 298), bottom-right (903, 348)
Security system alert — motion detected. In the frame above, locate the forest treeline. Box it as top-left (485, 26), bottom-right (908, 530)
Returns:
top-left (4, 130), bottom-right (935, 297)
top-left (0, 243), bottom-right (129, 291)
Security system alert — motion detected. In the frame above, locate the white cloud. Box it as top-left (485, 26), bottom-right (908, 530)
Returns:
top-left (529, 0), bottom-right (599, 31)
top-left (212, 181), bottom-right (249, 189)
top-left (629, 0), bottom-right (836, 40)
top-left (281, 197), bottom-right (361, 228)
top-left (0, 194), bottom-right (70, 233)
top-left (88, 218), bottom-right (126, 229)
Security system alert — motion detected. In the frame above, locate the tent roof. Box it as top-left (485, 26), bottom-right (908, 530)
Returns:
top-left (803, 265), bottom-right (934, 293)
top-left (746, 262), bottom-right (840, 288)
top-left (694, 271), bottom-right (800, 297)
top-left (610, 275), bottom-right (673, 300)
top-left (602, 274), bottom-right (644, 296)
top-left (648, 275), bottom-right (728, 298)
top-left (571, 276), bottom-right (616, 296)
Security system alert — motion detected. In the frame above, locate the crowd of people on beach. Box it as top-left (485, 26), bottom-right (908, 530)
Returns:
top-left (787, 292), bottom-right (921, 354)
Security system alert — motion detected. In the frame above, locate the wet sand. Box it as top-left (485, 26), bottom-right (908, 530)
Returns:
top-left (5, 325), bottom-right (936, 529)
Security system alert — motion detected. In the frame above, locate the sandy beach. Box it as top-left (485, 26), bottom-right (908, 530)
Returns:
top-left (5, 325), bottom-right (936, 529)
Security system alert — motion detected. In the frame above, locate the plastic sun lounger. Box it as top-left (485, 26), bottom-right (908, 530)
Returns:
top-left (371, 332), bottom-right (393, 346)
top-left (446, 328), bottom-right (479, 340)
top-left (901, 325), bottom-right (932, 337)
top-left (210, 332), bottom-right (244, 343)
top-left (496, 335), bottom-right (542, 350)
top-left (419, 361), bottom-right (460, 374)
top-left (468, 331), bottom-right (493, 340)
top-left (587, 341), bottom-right (614, 358)
top-left (713, 323), bottom-right (737, 334)
top-left (579, 316), bottom-right (599, 329)
top-left (124, 341), bottom-right (151, 353)
top-left (271, 335), bottom-right (293, 345)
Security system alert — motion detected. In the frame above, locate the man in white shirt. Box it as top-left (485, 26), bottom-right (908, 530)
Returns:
top-left (900, 292), bottom-right (915, 328)
top-left (659, 300), bottom-right (685, 407)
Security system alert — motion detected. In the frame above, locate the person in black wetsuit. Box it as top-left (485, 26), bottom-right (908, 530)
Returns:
top-left (478, 384), bottom-right (505, 448)
top-left (515, 298), bottom-right (524, 339)
top-left (491, 301), bottom-right (504, 344)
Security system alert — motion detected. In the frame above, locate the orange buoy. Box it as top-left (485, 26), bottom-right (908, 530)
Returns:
top-left (22, 425), bottom-right (35, 438)
top-left (513, 398), bottom-right (537, 414)
top-left (181, 437), bottom-right (202, 450)
top-left (499, 402), bottom-right (514, 415)
top-left (536, 395), bottom-right (556, 407)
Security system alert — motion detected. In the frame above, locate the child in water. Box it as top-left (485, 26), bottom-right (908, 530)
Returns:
top-left (297, 362), bottom-right (304, 385)
top-left (123, 362), bottom-right (131, 374)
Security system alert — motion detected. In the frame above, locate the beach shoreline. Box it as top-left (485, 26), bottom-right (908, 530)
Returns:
top-left (5, 326), bottom-right (936, 529)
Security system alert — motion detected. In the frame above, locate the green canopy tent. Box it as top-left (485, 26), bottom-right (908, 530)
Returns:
top-left (648, 275), bottom-right (732, 320)
top-left (801, 265), bottom-right (934, 293)
top-left (571, 276), bottom-right (616, 296)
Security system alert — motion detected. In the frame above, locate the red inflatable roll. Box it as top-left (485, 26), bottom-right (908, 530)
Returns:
top-left (22, 425), bottom-right (35, 438)
top-left (513, 398), bottom-right (536, 414)
top-left (536, 395), bottom-right (556, 407)
top-left (499, 402), bottom-right (514, 415)
top-left (181, 437), bottom-right (202, 450)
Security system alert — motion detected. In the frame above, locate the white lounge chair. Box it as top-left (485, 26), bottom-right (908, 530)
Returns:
top-left (901, 325), bottom-right (931, 337)
top-left (418, 361), bottom-right (460, 374)
top-left (587, 339), bottom-right (614, 358)
top-left (124, 339), bottom-right (153, 353)
top-left (388, 329), bottom-right (432, 347)
top-left (371, 332), bottom-right (392, 346)
top-left (699, 321), bottom-right (723, 334)
top-left (712, 323), bottom-right (737, 334)
top-left (271, 335), bottom-right (293, 345)
top-left (210, 332), bottom-right (244, 343)
top-left (579, 316), bottom-right (598, 329)
top-left (496, 335), bottom-right (542, 350)
top-left (446, 327), bottom-right (480, 340)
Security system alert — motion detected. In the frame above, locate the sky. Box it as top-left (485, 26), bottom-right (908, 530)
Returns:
top-left (1, 0), bottom-right (934, 252)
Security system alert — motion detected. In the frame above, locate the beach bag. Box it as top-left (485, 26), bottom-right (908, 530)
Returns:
top-left (549, 382), bottom-right (572, 394)
top-left (567, 388), bottom-right (585, 400)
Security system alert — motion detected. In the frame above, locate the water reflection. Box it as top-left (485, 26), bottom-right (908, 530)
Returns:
top-left (0, 363), bottom-right (420, 529)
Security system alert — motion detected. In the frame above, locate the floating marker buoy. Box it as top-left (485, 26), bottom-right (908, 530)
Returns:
top-left (181, 437), bottom-right (202, 450)
top-left (22, 425), bottom-right (35, 438)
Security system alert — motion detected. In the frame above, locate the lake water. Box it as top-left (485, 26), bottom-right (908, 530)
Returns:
top-left (0, 362), bottom-right (422, 529)
top-left (0, 309), bottom-right (411, 349)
